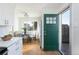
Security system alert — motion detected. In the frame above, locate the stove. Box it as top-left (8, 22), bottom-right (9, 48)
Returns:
top-left (0, 47), bottom-right (7, 55)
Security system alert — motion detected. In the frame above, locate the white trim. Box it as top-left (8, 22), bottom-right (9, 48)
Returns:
top-left (59, 50), bottom-right (64, 55)
top-left (41, 14), bottom-right (44, 49)
top-left (69, 4), bottom-right (72, 54)
top-left (59, 14), bottom-right (62, 51)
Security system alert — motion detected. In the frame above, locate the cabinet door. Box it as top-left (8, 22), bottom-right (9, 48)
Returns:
top-left (16, 38), bottom-right (23, 55)
top-left (8, 38), bottom-right (22, 55)
top-left (0, 6), bottom-right (4, 25)
top-left (0, 5), bottom-right (8, 26)
top-left (8, 42), bottom-right (18, 55)
top-left (8, 41), bottom-right (20, 55)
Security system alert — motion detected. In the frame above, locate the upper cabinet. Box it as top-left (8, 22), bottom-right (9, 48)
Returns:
top-left (0, 5), bottom-right (8, 26)
top-left (0, 20), bottom-right (8, 26)
top-left (0, 4), bottom-right (15, 26)
top-left (0, 16), bottom-right (8, 26)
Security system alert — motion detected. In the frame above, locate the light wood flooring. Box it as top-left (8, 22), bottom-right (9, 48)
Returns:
top-left (23, 40), bottom-right (60, 55)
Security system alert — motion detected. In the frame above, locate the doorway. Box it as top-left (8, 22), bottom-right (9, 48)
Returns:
top-left (61, 8), bottom-right (71, 55)
top-left (22, 20), bottom-right (41, 54)
top-left (43, 14), bottom-right (59, 51)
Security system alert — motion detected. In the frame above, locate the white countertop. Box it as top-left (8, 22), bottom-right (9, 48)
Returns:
top-left (0, 37), bottom-right (22, 47)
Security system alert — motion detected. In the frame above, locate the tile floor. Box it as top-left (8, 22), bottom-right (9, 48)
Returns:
top-left (61, 43), bottom-right (71, 55)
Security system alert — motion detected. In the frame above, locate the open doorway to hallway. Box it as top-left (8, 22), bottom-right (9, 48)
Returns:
top-left (22, 20), bottom-right (41, 55)
top-left (61, 8), bottom-right (71, 55)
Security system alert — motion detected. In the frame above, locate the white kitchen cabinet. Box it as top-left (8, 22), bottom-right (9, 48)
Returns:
top-left (0, 18), bottom-right (8, 26)
top-left (8, 39), bottom-right (22, 55)
top-left (0, 4), bottom-right (8, 26)
top-left (0, 37), bottom-right (23, 55)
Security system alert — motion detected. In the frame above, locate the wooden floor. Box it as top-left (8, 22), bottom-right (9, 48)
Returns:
top-left (23, 40), bottom-right (60, 55)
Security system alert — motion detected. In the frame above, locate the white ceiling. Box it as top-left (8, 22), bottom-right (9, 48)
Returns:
top-left (15, 3), bottom-right (69, 18)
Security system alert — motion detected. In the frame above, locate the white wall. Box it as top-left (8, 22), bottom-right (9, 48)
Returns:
top-left (70, 4), bottom-right (79, 55)
top-left (0, 3), bottom-right (16, 37)
top-left (59, 14), bottom-right (62, 51)
top-left (14, 14), bottom-right (19, 31)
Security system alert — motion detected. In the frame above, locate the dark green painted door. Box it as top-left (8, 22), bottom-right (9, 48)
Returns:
top-left (44, 14), bottom-right (59, 51)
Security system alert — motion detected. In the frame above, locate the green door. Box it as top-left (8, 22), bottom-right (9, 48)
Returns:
top-left (44, 14), bottom-right (59, 51)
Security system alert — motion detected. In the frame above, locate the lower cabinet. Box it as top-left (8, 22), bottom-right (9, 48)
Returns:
top-left (7, 38), bottom-right (22, 55)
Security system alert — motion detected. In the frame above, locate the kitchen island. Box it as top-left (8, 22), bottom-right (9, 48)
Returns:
top-left (0, 37), bottom-right (23, 55)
